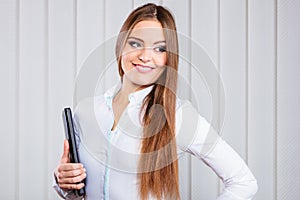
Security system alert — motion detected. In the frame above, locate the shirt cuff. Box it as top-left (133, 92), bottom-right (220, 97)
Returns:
top-left (52, 172), bottom-right (80, 199)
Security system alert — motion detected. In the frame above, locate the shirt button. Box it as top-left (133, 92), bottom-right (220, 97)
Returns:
top-left (129, 94), bottom-right (134, 102)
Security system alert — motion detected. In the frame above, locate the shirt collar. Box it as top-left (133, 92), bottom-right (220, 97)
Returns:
top-left (104, 82), bottom-right (154, 106)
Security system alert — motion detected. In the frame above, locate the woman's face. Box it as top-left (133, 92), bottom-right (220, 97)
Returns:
top-left (121, 20), bottom-right (167, 88)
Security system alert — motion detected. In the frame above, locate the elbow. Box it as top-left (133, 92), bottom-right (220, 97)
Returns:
top-left (240, 178), bottom-right (259, 199)
top-left (236, 167), bottom-right (259, 199)
top-left (247, 179), bottom-right (258, 199)
top-left (223, 176), bottom-right (258, 199)
top-left (225, 179), bottom-right (259, 200)
top-left (244, 171), bottom-right (258, 198)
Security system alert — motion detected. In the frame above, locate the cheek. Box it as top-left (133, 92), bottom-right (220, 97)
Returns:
top-left (121, 52), bottom-right (134, 72)
top-left (154, 53), bottom-right (167, 67)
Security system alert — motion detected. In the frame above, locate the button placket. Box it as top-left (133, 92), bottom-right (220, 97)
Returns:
top-left (103, 130), bottom-right (112, 200)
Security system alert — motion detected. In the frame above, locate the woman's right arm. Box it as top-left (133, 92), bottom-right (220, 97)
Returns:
top-left (53, 140), bottom-right (86, 199)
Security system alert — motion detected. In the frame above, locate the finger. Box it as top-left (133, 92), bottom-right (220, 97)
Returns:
top-left (60, 140), bottom-right (70, 163)
top-left (58, 172), bottom-right (87, 184)
top-left (58, 163), bottom-right (84, 172)
top-left (59, 183), bottom-right (85, 190)
top-left (60, 168), bottom-right (86, 178)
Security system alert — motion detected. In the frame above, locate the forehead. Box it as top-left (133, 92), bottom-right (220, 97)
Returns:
top-left (129, 20), bottom-right (165, 42)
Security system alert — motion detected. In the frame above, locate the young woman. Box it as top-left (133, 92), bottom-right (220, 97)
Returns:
top-left (53, 3), bottom-right (258, 200)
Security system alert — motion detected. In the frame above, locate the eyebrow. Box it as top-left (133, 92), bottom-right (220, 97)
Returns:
top-left (127, 36), bottom-right (166, 45)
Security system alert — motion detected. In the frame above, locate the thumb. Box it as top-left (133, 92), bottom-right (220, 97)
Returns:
top-left (60, 139), bottom-right (70, 163)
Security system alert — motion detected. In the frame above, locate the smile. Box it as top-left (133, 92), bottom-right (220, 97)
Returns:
top-left (133, 63), bottom-right (155, 73)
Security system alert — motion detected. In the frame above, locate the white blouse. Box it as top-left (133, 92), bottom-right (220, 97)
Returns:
top-left (53, 84), bottom-right (258, 200)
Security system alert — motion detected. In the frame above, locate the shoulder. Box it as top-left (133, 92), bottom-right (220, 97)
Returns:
top-left (74, 95), bottom-right (105, 117)
top-left (175, 98), bottom-right (208, 124)
top-left (73, 95), bottom-right (114, 140)
top-left (73, 95), bottom-right (110, 133)
top-left (175, 98), bottom-right (218, 152)
top-left (175, 98), bottom-right (203, 121)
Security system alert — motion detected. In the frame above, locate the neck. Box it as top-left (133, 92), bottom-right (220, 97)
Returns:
top-left (118, 76), bottom-right (151, 100)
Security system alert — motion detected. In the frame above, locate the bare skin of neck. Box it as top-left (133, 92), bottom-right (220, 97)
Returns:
top-left (111, 76), bottom-right (146, 131)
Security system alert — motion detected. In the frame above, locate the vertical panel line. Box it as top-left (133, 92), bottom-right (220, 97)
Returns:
top-left (73, 0), bottom-right (78, 107)
top-left (188, 0), bottom-right (192, 199)
top-left (103, 0), bottom-right (106, 90)
top-left (45, 0), bottom-right (49, 199)
top-left (16, 0), bottom-right (20, 199)
top-left (217, 0), bottom-right (221, 195)
top-left (274, 0), bottom-right (278, 199)
top-left (74, 0), bottom-right (78, 86)
top-left (188, 1), bottom-right (192, 99)
top-left (245, 0), bottom-right (249, 165)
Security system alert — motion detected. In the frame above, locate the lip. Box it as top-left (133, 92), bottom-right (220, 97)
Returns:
top-left (133, 63), bottom-right (155, 73)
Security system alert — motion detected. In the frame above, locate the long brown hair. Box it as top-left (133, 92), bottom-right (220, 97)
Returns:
top-left (115, 4), bottom-right (180, 200)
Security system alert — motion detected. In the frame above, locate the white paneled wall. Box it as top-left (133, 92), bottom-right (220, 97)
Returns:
top-left (248, 1), bottom-right (277, 199)
top-left (1, 0), bottom-right (299, 200)
top-left (18, 0), bottom-right (48, 199)
top-left (48, 1), bottom-right (76, 199)
top-left (0, 0), bottom-right (18, 199)
top-left (277, 0), bottom-right (300, 199)
top-left (191, 1), bottom-right (219, 199)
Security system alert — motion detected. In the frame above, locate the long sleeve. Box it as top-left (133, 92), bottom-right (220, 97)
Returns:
top-left (176, 100), bottom-right (258, 199)
top-left (199, 138), bottom-right (258, 200)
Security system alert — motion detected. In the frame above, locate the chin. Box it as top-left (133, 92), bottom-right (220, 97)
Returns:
top-left (133, 81), bottom-right (155, 88)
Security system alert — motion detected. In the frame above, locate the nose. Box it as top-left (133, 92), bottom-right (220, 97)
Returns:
top-left (138, 47), bottom-right (152, 63)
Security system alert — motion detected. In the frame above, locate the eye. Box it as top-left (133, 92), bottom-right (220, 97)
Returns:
top-left (154, 46), bottom-right (166, 53)
top-left (128, 40), bottom-right (142, 48)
